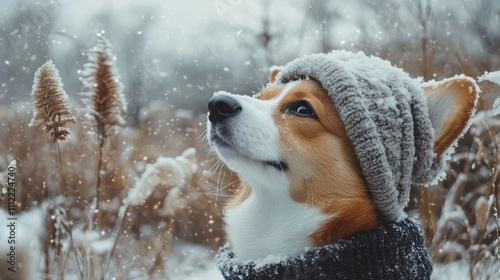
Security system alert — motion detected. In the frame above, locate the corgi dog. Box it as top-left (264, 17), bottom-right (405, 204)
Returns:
top-left (207, 58), bottom-right (477, 263)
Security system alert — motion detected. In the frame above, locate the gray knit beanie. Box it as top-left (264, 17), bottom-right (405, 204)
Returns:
top-left (275, 50), bottom-right (443, 222)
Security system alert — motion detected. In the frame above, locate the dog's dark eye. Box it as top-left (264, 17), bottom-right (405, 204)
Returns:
top-left (286, 101), bottom-right (317, 119)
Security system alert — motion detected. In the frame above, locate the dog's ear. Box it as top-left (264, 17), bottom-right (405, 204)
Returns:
top-left (269, 66), bottom-right (283, 83)
top-left (423, 77), bottom-right (478, 156)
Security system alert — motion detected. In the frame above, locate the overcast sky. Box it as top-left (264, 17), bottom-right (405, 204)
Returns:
top-left (1, 0), bottom-right (498, 115)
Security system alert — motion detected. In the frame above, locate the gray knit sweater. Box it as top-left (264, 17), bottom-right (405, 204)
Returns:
top-left (217, 218), bottom-right (432, 280)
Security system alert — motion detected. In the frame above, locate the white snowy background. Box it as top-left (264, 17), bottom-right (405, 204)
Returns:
top-left (0, 0), bottom-right (499, 279)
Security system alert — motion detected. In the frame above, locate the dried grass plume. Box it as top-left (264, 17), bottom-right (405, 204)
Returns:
top-left (29, 60), bottom-right (76, 142)
top-left (81, 33), bottom-right (127, 140)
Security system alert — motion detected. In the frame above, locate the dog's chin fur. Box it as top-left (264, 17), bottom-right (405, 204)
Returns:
top-left (208, 80), bottom-right (379, 261)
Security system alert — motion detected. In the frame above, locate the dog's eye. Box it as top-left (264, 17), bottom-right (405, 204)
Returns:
top-left (286, 101), bottom-right (317, 119)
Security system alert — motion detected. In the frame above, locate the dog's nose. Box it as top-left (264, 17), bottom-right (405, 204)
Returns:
top-left (208, 95), bottom-right (242, 123)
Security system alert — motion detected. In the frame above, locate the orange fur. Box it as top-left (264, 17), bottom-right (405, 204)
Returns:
top-left (269, 67), bottom-right (282, 84)
top-left (260, 80), bottom-right (380, 246)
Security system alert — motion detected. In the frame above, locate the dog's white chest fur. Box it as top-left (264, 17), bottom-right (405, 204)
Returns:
top-left (224, 179), bottom-right (329, 261)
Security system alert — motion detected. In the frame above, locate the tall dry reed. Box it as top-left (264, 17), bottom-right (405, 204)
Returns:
top-left (29, 60), bottom-right (76, 276)
top-left (80, 33), bottom-right (127, 229)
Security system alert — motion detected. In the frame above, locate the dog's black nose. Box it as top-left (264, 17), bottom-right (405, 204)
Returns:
top-left (208, 95), bottom-right (242, 123)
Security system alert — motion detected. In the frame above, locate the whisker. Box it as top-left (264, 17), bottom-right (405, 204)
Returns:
top-left (218, 179), bottom-right (239, 192)
top-left (217, 165), bottom-right (230, 203)
top-left (201, 193), bottom-right (232, 197)
top-left (248, 62), bottom-right (265, 90)
top-left (195, 157), bottom-right (219, 185)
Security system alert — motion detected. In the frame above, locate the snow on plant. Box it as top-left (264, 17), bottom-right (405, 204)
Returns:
top-left (479, 71), bottom-right (500, 116)
top-left (127, 148), bottom-right (198, 206)
top-left (73, 228), bottom-right (114, 255)
top-left (479, 71), bottom-right (500, 86)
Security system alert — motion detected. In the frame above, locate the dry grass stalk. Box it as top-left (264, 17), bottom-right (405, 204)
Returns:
top-left (30, 60), bottom-right (76, 143)
top-left (29, 60), bottom-right (76, 276)
top-left (80, 33), bottom-right (127, 229)
top-left (29, 60), bottom-right (75, 203)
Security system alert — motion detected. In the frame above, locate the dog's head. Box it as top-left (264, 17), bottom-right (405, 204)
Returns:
top-left (207, 52), bottom-right (478, 260)
top-left (208, 77), bottom-right (378, 242)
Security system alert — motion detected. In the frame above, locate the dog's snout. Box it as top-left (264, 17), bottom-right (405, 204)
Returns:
top-left (208, 95), bottom-right (242, 123)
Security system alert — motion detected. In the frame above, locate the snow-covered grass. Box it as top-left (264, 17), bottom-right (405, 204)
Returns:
top-left (167, 243), bottom-right (223, 280)
top-left (419, 77), bottom-right (500, 279)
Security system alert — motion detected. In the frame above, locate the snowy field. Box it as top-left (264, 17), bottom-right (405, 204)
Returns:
top-left (0, 204), bottom-right (488, 280)
top-left (0, 203), bottom-right (494, 279)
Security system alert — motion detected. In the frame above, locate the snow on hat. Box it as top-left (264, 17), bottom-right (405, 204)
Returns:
top-left (275, 50), bottom-right (443, 222)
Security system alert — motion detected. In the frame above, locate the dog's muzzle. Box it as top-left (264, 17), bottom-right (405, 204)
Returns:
top-left (208, 95), bottom-right (241, 123)
top-left (207, 94), bottom-right (288, 172)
